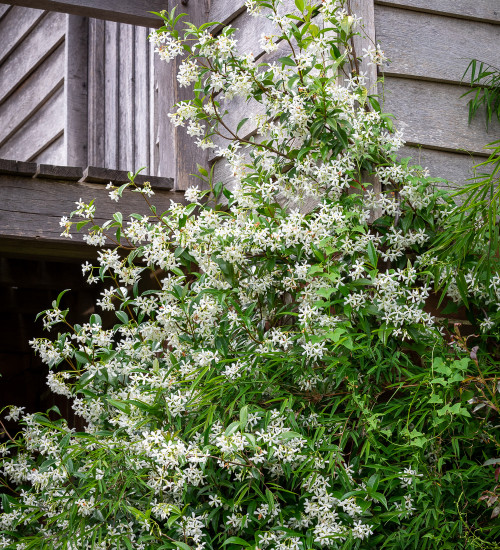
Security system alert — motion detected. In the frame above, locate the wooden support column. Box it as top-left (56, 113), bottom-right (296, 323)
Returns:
top-left (65, 14), bottom-right (88, 166)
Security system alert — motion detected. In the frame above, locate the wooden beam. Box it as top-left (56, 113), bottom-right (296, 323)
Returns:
top-left (0, 172), bottom-right (186, 257)
top-left (6, 1), bottom-right (167, 27)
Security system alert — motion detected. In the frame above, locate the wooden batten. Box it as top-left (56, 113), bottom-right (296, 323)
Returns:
top-left (6, 0), bottom-right (167, 27)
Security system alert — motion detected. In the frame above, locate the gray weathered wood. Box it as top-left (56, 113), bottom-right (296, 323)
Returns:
top-left (118, 23), bottom-right (135, 171)
top-left (65, 14), bottom-right (88, 166)
top-left (88, 17), bottom-right (105, 167)
top-left (375, 0), bottom-right (500, 24)
top-left (0, 158), bottom-right (37, 176)
top-left (80, 165), bottom-right (174, 190)
top-left (0, 5), bottom-right (11, 20)
top-left (0, 5), bottom-right (45, 66)
top-left (375, 5), bottom-right (500, 84)
top-left (31, 133), bottom-right (66, 164)
top-left (382, 76), bottom-right (500, 155)
top-left (209, 0), bottom-right (245, 28)
top-left (0, 174), bottom-right (183, 248)
top-left (104, 20), bottom-right (119, 169)
top-left (349, 0), bottom-right (377, 92)
top-left (151, 40), bottom-right (176, 179)
top-left (0, 86), bottom-right (65, 161)
top-left (173, 0), bottom-right (210, 190)
top-left (35, 163), bottom-right (83, 180)
top-left (134, 25), bottom-right (150, 174)
top-left (6, 0), bottom-right (168, 27)
top-left (398, 146), bottom-right (488, 190)
top-left (0, 11), bottom-right (65, 104)
top-left (0, 44), bottom-right (64, 147)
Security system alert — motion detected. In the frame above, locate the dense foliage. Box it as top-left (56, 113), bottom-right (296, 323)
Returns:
top-left (1, 1), bottom-right (499, 548)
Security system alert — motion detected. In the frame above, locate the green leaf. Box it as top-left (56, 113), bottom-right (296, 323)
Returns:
top-left (278, 56), bottom-right (296, 67)
top-left (294, 0), bottom-right (305, 12)
top-left (173, 543), bottom-right (192, 550)
top-left (367, 241), bottom-right (378, 268)
top-left (222, 537), bottom-right (251, 547)
top-left (115, 310), bottom-right (129, 324)
top-left (236, 118), bottom-right (249, 133)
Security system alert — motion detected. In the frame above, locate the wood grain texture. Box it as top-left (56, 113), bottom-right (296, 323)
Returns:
top-left (0, 11), bottom-right (65, 104)
top-left (0, 44), bottom-right (64, 147)
top-left (134, 25), bottom-right (150, 174)
top-left (104, 20), bottom-right (119, 169)
top-left (0, 158), bottom-right (37, 176)
top-left (0, 5), bottom-right (45, 66)
top-left (6, 0), bottom-right (168, 27)
top-left (32, 134), bottom-right (66, 164)
top-left (0, 86), bottom-right (65, 161)
top-left (0, 5), bottom-right (12, 20)
top-left (375, 0), bottom-right (500, 24)
top-left (65, 14), bottom-right (88, 166)
top-left (118, 23), bottom-right (135, 171)
top-left (382, 76), bottom-right (500, 155)
top-left (173, 0), bottom-right (210, 190)
top-left (398, 146), bottom-right (487, 190)
top-left (375, 5), bottom-right (500, 84)
top-left (0, 174), bottom-right (181, 247)
top-left (35, 163), bottom-right (83, 180)
top-left (88, 18), bottom-right (105, 167)
top-left (349, 0), bottom-right (377, 92)
top-left (209, 0), bottom-right (245, 27)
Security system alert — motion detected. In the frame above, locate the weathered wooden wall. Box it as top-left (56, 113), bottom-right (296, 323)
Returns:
top-left (0, 5), bottom-right (66, 164)
top-left (207, 0), bottom-right (500, 190)
top-left (375, 0), bottom-right (500, 188)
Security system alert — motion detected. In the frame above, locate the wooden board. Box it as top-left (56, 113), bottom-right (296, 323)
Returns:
top-left (32, 134), bottom-right (66, 164)
top-left (134, 25), bottom-right (150, 174)
top-left (0, 174), bottom-right (186, 247)
top-left (0, 86), bottom-right (65, 161)
top-left (209, 0), bottom-right (245, 27)
top-left (65, 14), bottom-right (88, 166)
top-left (0, 5), bottom-right (12, 20)
top-left (375, 0), bottom-right (500, 24)
top-left (0, 5), bottom-right (46, 66)
top-left (0, 11), bottom-right (65, 104)
top-left (382, 76), bottom-right (500, 155)
top-left (87, 17), bottom-right (105, 167)
top-left (0, 44), bottom-right (64, 147)
top-left (375, 5), bottom-right (500, 84)
top-left (398, 146), bottom-right (488, 190)
top-left (118, 23), bottom-right (135, 171)
top-left (6, 0), bottom-right (168, 27)
top-left (103, 20), bottom-right (119, 169)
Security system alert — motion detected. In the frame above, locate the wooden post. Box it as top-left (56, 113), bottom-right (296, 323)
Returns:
top-left (65, 14), bottom-right (88, 166)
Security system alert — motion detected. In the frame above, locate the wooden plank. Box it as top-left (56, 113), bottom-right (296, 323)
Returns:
top-left (0, 11), bottom-right (65, 104)
top-left (35, 164), bottom-right (83, 180)
top-left (398, 146), bottom-right (488, 190)
top-left (31, 134), bottom-right (66, 164)
top-left (104, 20), bottom-right (119, 169)
top-left (172, 0), bottom-right (210, 190)
top-left (209, 0), bottom-right (245, 27)
top-left (134, 25), bottom-right (150, 174)
top-left (375, 5), bottom-right (500, 84)
top-left (0, 174), bottom-right (184, 247)
top-left (349, 0), bottom-right (377, 92)
top-left (6, 0), bottom-right (168, 27)
top-left (65, 15), bottom-right (88, 166)
top-left (0, 44), bottom-right (64, 147)
top-left (382, 76), bottom-right (500, 155)
top-left (0, 5), bottom-right (12, 20)
top-left (375, 0), bottom-right (500, 24)
top-left (81, 166), bottom-right (174, 190)
top-left (0, 5), bottom-right (45, 66)
top-left (0, 86), bottom-right (65, 161)
top-left (118, 23), bottom-right (135, 171)
top-left (88, 18), bottom-right (105, 167)
top-left (151, 39), bottom-right (176, 179)
top-left (0, 158), bottom-right (37, 176)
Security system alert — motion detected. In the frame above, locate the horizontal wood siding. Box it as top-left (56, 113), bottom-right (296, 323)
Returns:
top-left (374, 1), bottom-right (499, 186)
top-left (0, 5), bottom-right (66, 164)
top-left (375, 0), bottom-right (500, 24)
